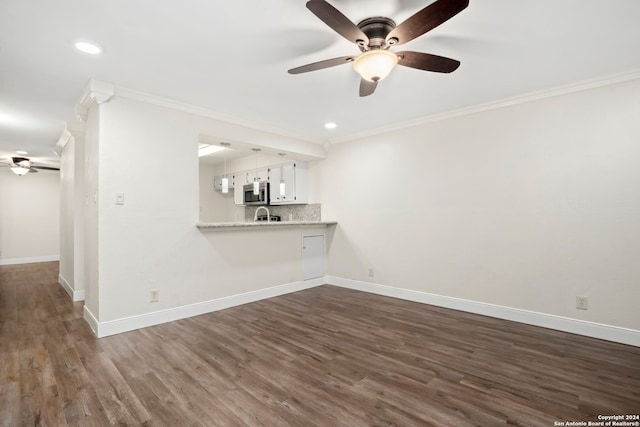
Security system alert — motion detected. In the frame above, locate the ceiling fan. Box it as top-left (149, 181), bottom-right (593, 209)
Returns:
top-left (288, 0), bottom-right (469, 96)
top-left (0, 157), bottom-right (60, 175)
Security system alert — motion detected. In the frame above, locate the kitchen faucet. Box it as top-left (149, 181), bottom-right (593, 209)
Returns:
top-left (254, 206), bottom-right (270, 222)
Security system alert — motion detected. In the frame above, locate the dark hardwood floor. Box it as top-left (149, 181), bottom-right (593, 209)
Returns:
top-left (1, 262), bottom-right (639, 426)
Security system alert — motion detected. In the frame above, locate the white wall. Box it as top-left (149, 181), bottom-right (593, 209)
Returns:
top-left (59, 137), bottom-right (75, 285)
top-left (58, 125), bottom-right (87, 301)
top-left (84, 105), bottom-right (100, 317)
top-left (198, 163), bottom-right (227, 222)
top-left (86, 96), bottom-right (329, 325)
top-left (311, 77), bottom-right (640, 332)
top-left (0, 167), bottom-right (60, 264)
top-left (73, 124), bottom-right (87, 300)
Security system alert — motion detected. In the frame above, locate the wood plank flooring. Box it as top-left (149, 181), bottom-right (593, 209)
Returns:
top-left (1, 262), bottom-right (639, 426)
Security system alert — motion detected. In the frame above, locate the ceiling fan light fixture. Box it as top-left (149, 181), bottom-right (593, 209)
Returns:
top-left (11, 166), bottom-right (30, 176)
top-left (353, 50), bottom-right (398, 82)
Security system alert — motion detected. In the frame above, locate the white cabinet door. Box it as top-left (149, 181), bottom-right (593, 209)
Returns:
top-left (280, 163), bottom-right (296, 202)
top-left (213, 175), bottom-right (223, 191)
top-left (213, 175), bottom-right (235, 192)
top-left (236, 172), bottom-right (250, 186)
top-left (255, 168), bottom-right (269, 182)
top-left (245, 168), bottom-right (268, 185)
top-left (233, 174), bottom-right (245, 205)
top-left (234, 185), bottom-right (246, 205)
top-left (303, 235), bottom-right (324, 280)
top-left (270, 161), bottom-right (308, 205)
top-left (269, 166), bottom-right (281, 203)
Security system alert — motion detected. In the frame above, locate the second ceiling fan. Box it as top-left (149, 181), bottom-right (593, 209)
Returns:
top-left (288, 0), bottom-right (469, 96)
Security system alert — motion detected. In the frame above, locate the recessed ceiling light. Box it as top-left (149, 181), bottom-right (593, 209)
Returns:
top-left (75, 41), bottom-right (102, 55)
top-left (324, 122), bottom-right (337, 129)
top-left (16, 150), bottom-right (28, 155)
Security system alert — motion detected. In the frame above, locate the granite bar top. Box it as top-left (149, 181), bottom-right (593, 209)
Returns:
top-left (197, 221), bottom-right (337, 230)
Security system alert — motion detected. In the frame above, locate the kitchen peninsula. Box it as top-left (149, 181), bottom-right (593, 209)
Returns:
top-left (198, 203), bottom-right (336, 230)
top-left (197, 220), bottom-right (337, 230)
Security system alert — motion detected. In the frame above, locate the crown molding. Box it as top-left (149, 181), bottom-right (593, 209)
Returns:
top-left (75, 80), bottom-right (115, 122)
top-left (55, 129), bottom-right (72, 151)
top-left (56, 121), bottom-right (86, 151)
top-left (112, 86), bottom-right (320, 145)
top-left (66, 121), bottom-right (86, 139)
top-left (72, 80), bottom-right (325, 156)
top-left (329, 68), bottom-right (640, 144)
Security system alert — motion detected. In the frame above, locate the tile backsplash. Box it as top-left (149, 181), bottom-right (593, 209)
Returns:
top-left (245, 203), bottom-right (321, 222)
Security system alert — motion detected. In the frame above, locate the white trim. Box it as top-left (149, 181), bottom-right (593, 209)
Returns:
top-left (75, 79), bottom-right (115, 122)
top-left (0, 255), bottom-right (59, 266)
top-left (58, 274), bottom-right (73, 299)
top-left (81, 273), bottom-right (640, 346)
top-left (327, 276), bottom-right (640, 348)
top-left (83, 306), bottom-right (99, 336)
top-left (57, 121), bottom-right (86, 150)
top-left (56, 129), bottom-right (73, 151)
top-left (70, 70), bottom-right (640, 147)
top-left (88, 277), bottom-right (326, 338)
top-left (58, 275), bottom-right (85, 302)
top-left (114, 86), bottom-right (318, 145)
top-left (75, 290), bottom-right (86, 301)
top-left (75, 80), bottom-right (326, 159)
top-left (329, 68), bottom-right (640, 144)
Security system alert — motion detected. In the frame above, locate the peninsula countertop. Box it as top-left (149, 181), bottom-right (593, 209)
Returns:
top-left (197, 220), bottom-right (337, 230)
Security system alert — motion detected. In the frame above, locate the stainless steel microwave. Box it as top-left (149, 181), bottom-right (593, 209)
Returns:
top-left (243, 182), bottom-right (270, 205)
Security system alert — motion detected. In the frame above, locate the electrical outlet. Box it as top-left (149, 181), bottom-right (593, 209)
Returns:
top-left (368, 268), bottom-right (375, 278)
top-left (150, 289), bottom-right (159, 303)
top-left (576, 296), bottom-right (588, 310)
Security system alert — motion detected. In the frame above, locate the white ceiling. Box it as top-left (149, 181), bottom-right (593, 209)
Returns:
top-left (1, 0), bottom-right (640, 166)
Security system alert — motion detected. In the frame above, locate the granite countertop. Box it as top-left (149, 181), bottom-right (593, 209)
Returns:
top-left (197, 220), bottom-right (337, 229)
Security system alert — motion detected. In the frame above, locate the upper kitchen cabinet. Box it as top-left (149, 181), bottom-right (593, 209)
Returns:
top-left (255, 168), bottom-right (270, 183)
top-left (236, 168), bottom-right (269, 187)
top-left (233, 177), bottom-right (244, 205)
top-left (270, 161), bottom-right (308, 205)
top-left (213, 175), bottom-right (235, 191)
top-left (233, 168), bottom-right (270, 205)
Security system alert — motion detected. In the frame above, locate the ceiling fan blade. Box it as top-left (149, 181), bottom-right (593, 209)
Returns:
top-left (359, 79), bottom-right (378, 97)
top-left (397, 51), bottom-right (460, 73)
top-left (28, 168), bottom-right (38, 173)
top-left (306, 0), bottom-right (369, 45)
top-left (288, 55), bottom-right (355, 74)
top-left (387, 0), bottom-right (469, 46)
top-left (34, 166), bottom-right (60, 171)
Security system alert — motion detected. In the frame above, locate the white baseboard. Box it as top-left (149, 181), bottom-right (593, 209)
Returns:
top-left (83, 306), bottom-right (99, 336)
top-left (327, 276), bottom-right (640, 348)
top-left (58, 274), bottom-right (85, 302)
top-left (0, 255), bottom-right (59, 266)
top-left (88, 277), bottom-right (326, 338)
top-left (82, 274), bottom-right (640, 347)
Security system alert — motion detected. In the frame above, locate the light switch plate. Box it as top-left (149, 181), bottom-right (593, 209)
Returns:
top-left (115, 192), bottom-right (125, 205)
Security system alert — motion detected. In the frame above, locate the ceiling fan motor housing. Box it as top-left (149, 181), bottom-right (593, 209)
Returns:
top-left (357, 17), bottom-right (396, 50)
